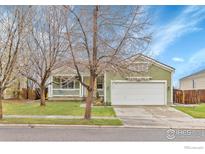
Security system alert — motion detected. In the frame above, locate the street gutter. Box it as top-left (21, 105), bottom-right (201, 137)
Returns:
top-left (0, 123), bottom-right (205, 129)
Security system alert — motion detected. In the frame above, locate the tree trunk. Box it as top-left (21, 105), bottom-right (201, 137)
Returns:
top-left (84, 89), bottom-right (93, 120)
top-left (0, 91), bottom-right (3, 119)
top-left (40, 86), bottom-right (46, 106)
top-left (84, 6), bottom-right (98, 120)
top-left (84, 75), bottom-right (95, 119)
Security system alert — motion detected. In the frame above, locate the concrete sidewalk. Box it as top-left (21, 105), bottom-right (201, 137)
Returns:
top-left (3, 115), bottom-right (118, 119)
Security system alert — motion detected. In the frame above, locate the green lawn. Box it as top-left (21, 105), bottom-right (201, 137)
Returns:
top-left (0, 118), bottom-right (122, 126)
top-left (174, 103), bottom-right (205, 118)
top-left (3, 101), bottom-right (116, 117)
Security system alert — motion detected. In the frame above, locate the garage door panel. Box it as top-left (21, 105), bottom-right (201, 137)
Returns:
top-left (111, 81), bottom-right (166, 105)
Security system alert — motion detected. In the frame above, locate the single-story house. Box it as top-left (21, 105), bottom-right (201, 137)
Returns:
top-left (48, 54), bottom-right (175, 106)
top-left (180, 69), bottom-right (205, 90)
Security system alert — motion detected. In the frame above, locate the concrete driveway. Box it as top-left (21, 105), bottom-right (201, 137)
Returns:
top-left (114, 106), bottom-right (205, 129)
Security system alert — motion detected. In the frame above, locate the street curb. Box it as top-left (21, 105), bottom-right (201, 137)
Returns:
top-left (0, 124), bottom-right (205, 130)
top-left (0, 124), bottom-right (124, 128)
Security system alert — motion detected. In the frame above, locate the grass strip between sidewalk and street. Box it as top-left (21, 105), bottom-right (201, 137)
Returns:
top-left (0, 118), bottom-right (123, 126)
top-left (174, 103), bottom-right (205, 118)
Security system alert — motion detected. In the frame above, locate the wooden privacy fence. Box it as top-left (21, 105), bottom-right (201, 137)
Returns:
top-left (174, 89), bottom-right (205, 104)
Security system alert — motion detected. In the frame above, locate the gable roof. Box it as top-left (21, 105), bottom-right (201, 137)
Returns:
top-left (180, 68), bottom-right (205, 80)
top-left (132, 53), bottom-right (175, 72)
top-left (51, 60), bottom-right (89, 76)
top-left (51, 53), bottom-right (175, 75)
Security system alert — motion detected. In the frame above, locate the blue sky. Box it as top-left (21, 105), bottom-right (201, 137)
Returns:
top-left (147, 6), bottom-right (205, 87)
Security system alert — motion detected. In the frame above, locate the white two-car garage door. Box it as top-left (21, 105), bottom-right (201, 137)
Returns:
top-left (111, 81), bottom-right (167, 105)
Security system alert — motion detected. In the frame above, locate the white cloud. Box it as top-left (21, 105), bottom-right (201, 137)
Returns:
top-left (172, 57), bottom-right (184, 62)
top-left (177, 48), bottom-right (205, 76)
top-left (150, 6), bottom-right (205, 56)
top-left (174, 47), bottom-right (205, 87)
top-left (188, 48), bottom-right (205, 67)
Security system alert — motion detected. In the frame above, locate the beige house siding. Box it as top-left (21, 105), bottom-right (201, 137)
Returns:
top-left (180, 72), bottom-right (205, 90)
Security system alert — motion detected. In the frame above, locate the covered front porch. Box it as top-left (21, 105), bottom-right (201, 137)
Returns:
top-left (48, 75), bottom-right (105, 100)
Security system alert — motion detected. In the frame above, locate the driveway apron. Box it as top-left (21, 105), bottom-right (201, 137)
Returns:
top-left (114, 106), bottom-right (205, 129)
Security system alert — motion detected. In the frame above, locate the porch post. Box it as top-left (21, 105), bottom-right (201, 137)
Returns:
top-left (104, 72), bottom-right (106, 103)
top-left (50, 76), bottom-right (53, 97)
top-left (81, 76), bottom-right (84, 97)
top-left (48, 78), bottom-right (50, 98)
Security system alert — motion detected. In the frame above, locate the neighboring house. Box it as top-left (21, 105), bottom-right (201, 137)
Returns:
top-left (48, 54), bottom-right (175, 106)
top-left (3, 78), bottom-right (26, 99)
top-left (3, 80), bottom-right (20, 99)
top-left (180, 69), bottom-right (205, 90)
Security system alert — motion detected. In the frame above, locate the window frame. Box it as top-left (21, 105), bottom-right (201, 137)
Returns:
top-left (97, 76), bottom-right (104, 89)
top-left (53, 76), bottom-right (80, 89)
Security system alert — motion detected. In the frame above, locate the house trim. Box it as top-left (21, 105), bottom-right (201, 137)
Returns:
top-left (52, 88), bottom-right (81, 97)
top-left (104, 71), bottom-right (106, 103)
top-left (170, 71), bottom-right (173, 103)
top-left (81, 76), bottom-right (84, 97)
top-left (48, 76), bottom-right (51, 97)
top-left (50, 76), bottom-right (53, 97)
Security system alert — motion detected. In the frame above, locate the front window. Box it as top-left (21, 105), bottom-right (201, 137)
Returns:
top-left (61, 78), bottom-right (74, 89)
top-left (97, 76), bottom-right (104, 89)
top-left (75, 80), bottom-right (80, 89)
top-left (53, 76), bottom-right (80, 89)
top-left (53, 76), bottom-right (60, 88)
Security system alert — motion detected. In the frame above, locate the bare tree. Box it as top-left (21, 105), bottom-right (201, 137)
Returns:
top-left (63, 6), bottom-right (151, 119)
top-left (0, 6), bottom-right (30, 119)
top-left (21, 6), bottom-right (66, 106)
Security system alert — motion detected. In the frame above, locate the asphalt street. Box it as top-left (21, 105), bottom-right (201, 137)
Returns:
top-left (0, 126), bottom-right (205, 141)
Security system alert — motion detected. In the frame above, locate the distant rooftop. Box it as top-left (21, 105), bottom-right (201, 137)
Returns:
top-left (180, 68), bottom-right (205, 80)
